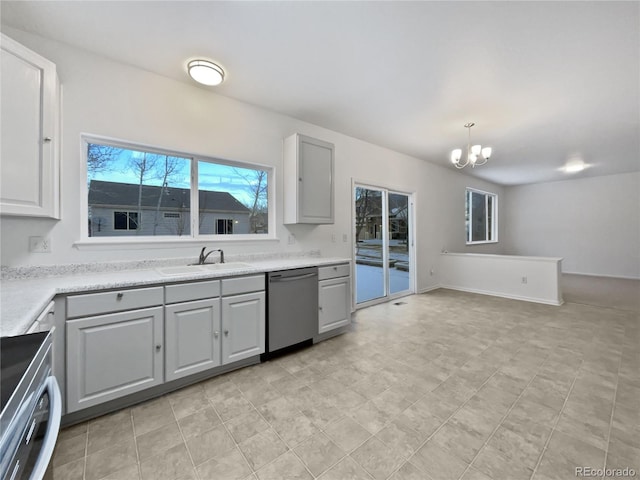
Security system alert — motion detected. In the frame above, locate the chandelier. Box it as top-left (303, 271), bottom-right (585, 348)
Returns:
top-left (450, 123), bottom-right (492, 169)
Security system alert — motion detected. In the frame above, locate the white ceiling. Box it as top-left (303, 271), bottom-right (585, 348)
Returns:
top-left (2, 1), bottom-right (638, 186)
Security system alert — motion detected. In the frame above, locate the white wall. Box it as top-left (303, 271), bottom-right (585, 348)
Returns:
top-left (0, 27), bottom-right (504, 293)
top-left (502, 172), bottom-right (640, 279)
top-left (439, 253), bottom-right (563, 305)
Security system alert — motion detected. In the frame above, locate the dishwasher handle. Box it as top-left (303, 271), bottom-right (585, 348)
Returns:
top-left (269, 272), bottom-right (318, 283)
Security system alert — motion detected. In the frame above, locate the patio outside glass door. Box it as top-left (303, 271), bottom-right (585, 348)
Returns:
top-left (388, 192), bottom-right (411, 295)
top-left (354, 185), bottom-right (412, 305)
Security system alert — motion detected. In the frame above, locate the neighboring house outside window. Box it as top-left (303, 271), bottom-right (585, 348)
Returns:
top-left (465, 188), bottom-right (498, 244)
top-left (88, 180), bottom-right (250, 237)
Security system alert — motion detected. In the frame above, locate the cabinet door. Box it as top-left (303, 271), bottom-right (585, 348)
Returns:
top-left (284, 134), bottom-right (334, 224)
top-left (319, 277), bottom-right (351, 334)
top-left (165, 298), bottom-right (221, 382)
top-left (66, 307), bottom-right (163, 412)
top-left (0, 34), bottom-right (59, 218)
top-left (221, 292), bottom-right (265, 364)
top-left (298, 136), bottom-right (334, 223)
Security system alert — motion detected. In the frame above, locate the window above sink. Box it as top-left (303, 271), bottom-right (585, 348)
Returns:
top-left (79, 135), bottom-right (274, 245)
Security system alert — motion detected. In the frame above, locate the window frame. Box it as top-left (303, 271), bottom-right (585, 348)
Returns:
top-left (465, 187), bottom-right (498, 245)
top-left (79, 134), bottom-right (276, 245)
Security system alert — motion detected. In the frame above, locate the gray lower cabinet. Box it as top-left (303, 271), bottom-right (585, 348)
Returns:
top-left (165, 298), bottom-right (221, 382)
top-left (66, 307), bottom-right (163, 413)
top-left (318, 264), bottom-right (351, 334)
top-left (222, 291), bottom-right (265, 364)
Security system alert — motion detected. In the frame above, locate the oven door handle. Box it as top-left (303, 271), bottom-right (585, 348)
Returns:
top-left (29, 376), bottom-right (61, 480)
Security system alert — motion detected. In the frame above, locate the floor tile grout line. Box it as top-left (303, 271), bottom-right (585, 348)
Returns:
top-left (83, 427), bottom-right (89, 480)
top-left (454, 353), bottom-right (558, 480)
top-left (129, 409), bottom-right (144, 480)
top-left (529, 359), bottom-right (584, 479)
top-left (218, 376), bottom-right (351, 479)
top-left (169, 397), bottom-right (204, 480)
top-left (601, 349), bottom-right (624, 480)
top-left (241, 373), bottom-right (383, 478)
top-left (240, 391), bottom-right (318, 479)
top-left (382, 341), bottom-right (530, 479)
top-left (208, 390), bottom-right (257, 478)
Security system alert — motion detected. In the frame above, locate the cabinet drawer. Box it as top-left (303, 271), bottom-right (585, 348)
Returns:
top-left (318, 263), bottom-right (350, 281)
top-left (222, 275), bottom-right (265, 296)
top-left (165, 280), bottom-right (220, 304)
top-left (67, 287), bottom-right (164, 319)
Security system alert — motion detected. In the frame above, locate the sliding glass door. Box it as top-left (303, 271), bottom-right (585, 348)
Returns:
top-left (388, 192), bottom-right (410, 296)
top-left (354, 184), bottom-right (413, 306)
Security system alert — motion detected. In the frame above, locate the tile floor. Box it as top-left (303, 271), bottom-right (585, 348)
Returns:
top-left (52, 289), bottom-right (639, 480)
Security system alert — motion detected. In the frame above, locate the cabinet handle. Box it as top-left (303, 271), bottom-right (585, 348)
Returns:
top-left (298, 177), bottom-right (302, 181)
top-left (155, 345), bottom-right (162, 352)
top-left (214, 331), bottom-right (219, 338)
top-left (224, 330), bottom-right (229, 337)
top-left (43, 137), bottom-right (52, 143)
top-left (319, 306), bottom-right (323, 311)
top-left (116, 292), bottom-right (124, 300)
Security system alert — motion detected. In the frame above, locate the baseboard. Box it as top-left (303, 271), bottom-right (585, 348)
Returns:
top-left (562, 271), bottom-right (640, 281)
top-left (418, 285), bottom-right (441, 294)
top-left (439, 284), bottom-right (563, 306)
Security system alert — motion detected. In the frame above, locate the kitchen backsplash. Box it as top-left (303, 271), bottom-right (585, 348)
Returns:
top-left (0, 250), bottom-right (322, 281)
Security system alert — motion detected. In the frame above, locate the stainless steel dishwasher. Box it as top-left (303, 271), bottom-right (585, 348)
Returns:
top-left (265, 267), bottom-right (318, 357)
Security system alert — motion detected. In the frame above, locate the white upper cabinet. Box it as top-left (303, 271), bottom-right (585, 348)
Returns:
top-left (1, 34), bottom-right (60, 219)
top-left (283, 133), bottom-right (334, 224)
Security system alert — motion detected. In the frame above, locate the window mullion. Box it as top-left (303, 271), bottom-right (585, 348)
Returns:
top-left (485, 194), bottom-right (489, 242)
top-left (191, 158), bottom-right (198, 238)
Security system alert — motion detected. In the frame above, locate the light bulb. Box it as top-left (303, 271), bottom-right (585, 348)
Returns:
top-left (451, 149), bottom-right (462, 164)
top-left (482, 147), bottom-right (492, 159)
top-left (471, 144), bottom-right (482, 156)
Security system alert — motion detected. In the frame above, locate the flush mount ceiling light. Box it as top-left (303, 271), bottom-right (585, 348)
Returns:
top-left (562, 157), bottom-right (587, 173)
top-left (450, 122), bottom-right (492, 169)
top-left (187, 59), bottom-right (225, 86)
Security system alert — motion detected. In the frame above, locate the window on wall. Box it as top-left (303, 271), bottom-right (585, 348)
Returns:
top-left (84, 137), bottom-right (271, 240)
top-left (465, 188), bottom-right (498, 244)
top-left (114, 211), bottom-right (138, 230)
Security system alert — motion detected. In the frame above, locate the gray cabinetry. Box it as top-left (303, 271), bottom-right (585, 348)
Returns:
top-left (165, 280), bottom-right (221, 382)
top-left (318, 264), bottom-right (351, 334)
top-left (1, 33), bottom-right (60, 218)
top-left (66, 307), bottom-right (163, 413)
top-left (283, 133), bottom-right (334, 224)
top-left (221, 276), bottom-right (265, 364)
top-left (222, 292), bottom-right (265, 364)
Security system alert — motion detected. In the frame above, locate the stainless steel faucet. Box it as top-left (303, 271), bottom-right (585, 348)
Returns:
top-left (198, 247), bottom-right (224, 265)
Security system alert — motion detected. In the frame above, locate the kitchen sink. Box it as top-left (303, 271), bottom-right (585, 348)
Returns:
top-left (156, 265), bottom-right (201, 275)
top-left (199, 262), bottom-right (252, 270)
top-left (156, 262), bottom-right (252, 276)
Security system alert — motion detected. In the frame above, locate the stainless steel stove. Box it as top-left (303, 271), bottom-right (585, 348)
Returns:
top-left (0, 332), bottom-right (61, 480)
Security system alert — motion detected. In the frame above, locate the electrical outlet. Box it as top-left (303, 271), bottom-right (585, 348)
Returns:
top-left (288, 234), bottom-right (296, 245)
top-left (521, 276), bottom-right (528, 284)
top-left (331, 234), bottom-right (336, 243)
top-left (430, 269), bottom-right (435, 276)
top-left (342, 234), bottom-right (348, 242)
top-left (29, 236), bottom-right (51, 253)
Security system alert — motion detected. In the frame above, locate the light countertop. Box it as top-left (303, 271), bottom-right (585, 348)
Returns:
top-left (1, 256), bottom-right (350, 337)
